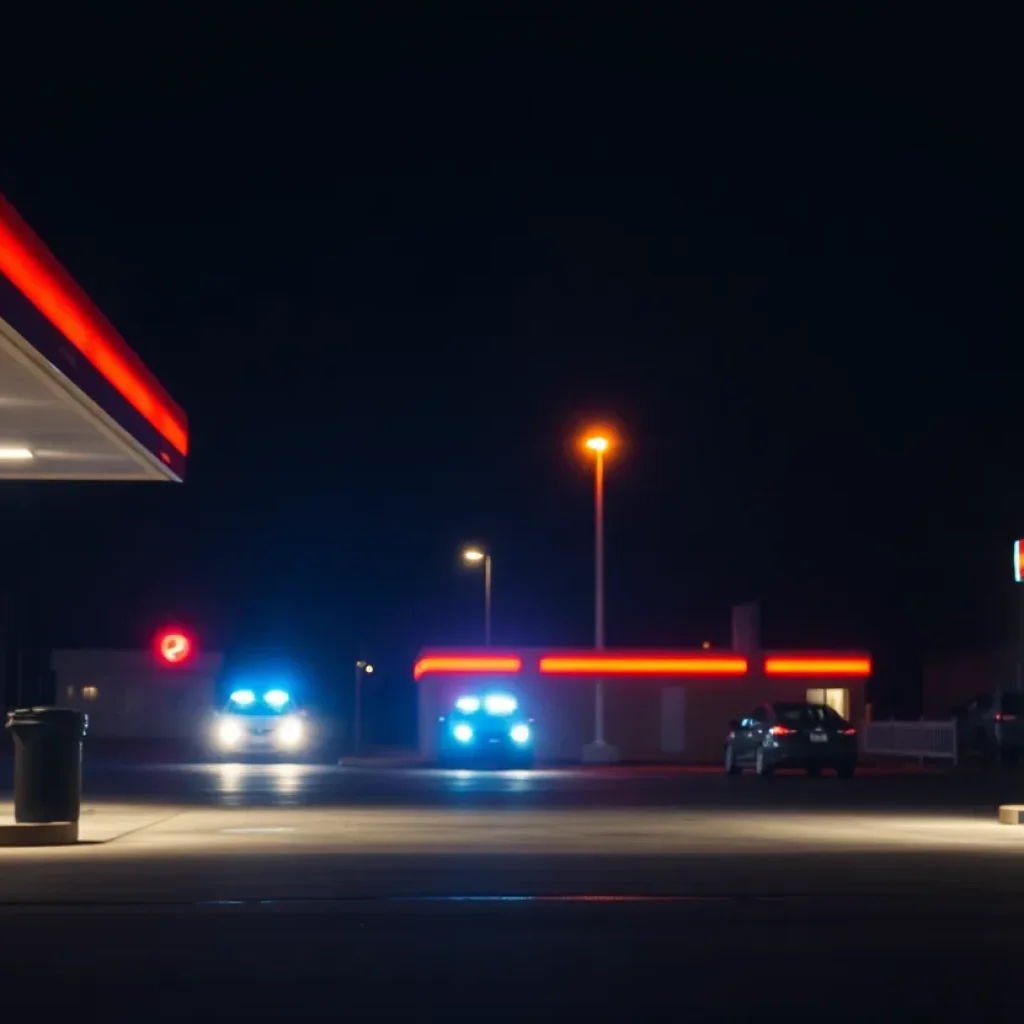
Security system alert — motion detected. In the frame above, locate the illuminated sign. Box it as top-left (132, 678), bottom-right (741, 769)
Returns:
top-left (157, 630), bottom-right (193, 665)
top-left (1015, 540), bottom-right (1023, 583)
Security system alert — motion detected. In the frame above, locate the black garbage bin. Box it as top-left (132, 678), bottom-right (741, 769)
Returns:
top-left (5, 707), bottom-right (88, 824)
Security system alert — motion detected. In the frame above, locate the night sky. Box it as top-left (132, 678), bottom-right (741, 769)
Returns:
top-left (0, 17), bottom-right (1018, 732)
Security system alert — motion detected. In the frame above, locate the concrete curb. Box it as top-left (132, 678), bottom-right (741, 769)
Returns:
top-left (0, 821), bottom-right (79, 847)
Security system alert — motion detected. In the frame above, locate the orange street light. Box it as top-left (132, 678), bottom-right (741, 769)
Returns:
top-left (580, 425), bottom-right (619, 763)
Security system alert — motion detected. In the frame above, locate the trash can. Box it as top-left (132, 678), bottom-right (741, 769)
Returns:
top-left (5, 707), bottom-right (88, 824)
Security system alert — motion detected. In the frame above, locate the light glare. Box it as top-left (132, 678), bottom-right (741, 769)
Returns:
top-left (217, 719), bottom-right (242, 746)
top-left (277, 716), bottom-right (304, 747)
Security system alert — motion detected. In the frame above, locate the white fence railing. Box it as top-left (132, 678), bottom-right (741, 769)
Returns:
top-left (860, 720), bottom-right (958, 765)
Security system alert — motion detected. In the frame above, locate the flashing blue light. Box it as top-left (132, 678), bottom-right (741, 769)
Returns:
top-left (453, 723), bottom-right (474, 744)
top-left (484, 694), bottom-right (517, 715)
top-left (510, 723), bottom-right (530, 744)
top-left (264, 689), bottom-right (290, 708)
top-left (229, 689), bottom-right (256, 706)
top-left (455, 696), bottom-right (481, 714)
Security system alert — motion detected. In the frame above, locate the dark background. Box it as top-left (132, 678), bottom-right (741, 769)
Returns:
top-left (0, 14), bottom-right (1019, 739)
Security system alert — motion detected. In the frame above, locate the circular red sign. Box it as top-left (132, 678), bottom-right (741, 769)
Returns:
top-left (158, 631), bottom-right (193, 664)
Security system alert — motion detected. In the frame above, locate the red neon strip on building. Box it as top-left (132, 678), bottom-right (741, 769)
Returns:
top-left (539, 656), bottom-right (748, 676)
top-left (764, 657), bottom-right (871, 677)
top-left (413, 656), bottom-right (523, 681)
top-left (0, 195), bottom-right (188, 456)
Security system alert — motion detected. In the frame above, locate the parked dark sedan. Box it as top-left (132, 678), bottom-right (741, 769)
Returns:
top-left (725, 701), bottom-right (858, 777)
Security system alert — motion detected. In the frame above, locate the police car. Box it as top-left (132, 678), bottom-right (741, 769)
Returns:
top-left (210, 688), bottom-right (311, 760)
top-left (438, 691), bottom-right (534, 766)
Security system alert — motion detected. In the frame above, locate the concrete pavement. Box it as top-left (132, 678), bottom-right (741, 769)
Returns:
top-left (3, 764), bottom-right (1024, 903)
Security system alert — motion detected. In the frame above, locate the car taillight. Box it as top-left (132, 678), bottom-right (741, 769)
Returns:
top-left (841, 727), bottom-right (857, 736)
top-left (996, 712), bottom-right (1017, 723)
top-left (770, 725), bottom-right (796, 736)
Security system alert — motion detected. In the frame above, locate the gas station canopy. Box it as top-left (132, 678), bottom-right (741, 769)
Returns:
top-left (0, 195), bottom-right (187, 481)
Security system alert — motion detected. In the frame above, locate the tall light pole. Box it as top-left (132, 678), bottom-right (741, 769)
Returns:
top-left (462, 546), bottom-right (492, 645)
top-left (1015, 540), bottom-right (1024, 688)
top-left (354, 660), bottom-right (373, 757)
top-left (582, 431), bottom-right (618, 763)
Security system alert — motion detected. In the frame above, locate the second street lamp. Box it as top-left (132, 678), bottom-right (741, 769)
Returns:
top-left (354, 660), bottom-right (374, 757)
top-left (462, 546), bottom-right (492, 646)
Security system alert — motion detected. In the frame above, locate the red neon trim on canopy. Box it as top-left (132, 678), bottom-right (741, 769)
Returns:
top-left (539, 655), bottom-right (748, 676)
top-left (413, 655), bottom-right (523, 681)
top-left (0, 195), bottom-right (188, 456)
top-left (764, 657), bottom-right (872, 677)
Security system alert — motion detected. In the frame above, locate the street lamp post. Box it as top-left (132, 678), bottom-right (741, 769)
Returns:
top-left (582, 432), bottom-right (618, 763)
top-left (462, 547), bottom-right (492, 645)
top-left (354, 660), bottom-right (374, 757)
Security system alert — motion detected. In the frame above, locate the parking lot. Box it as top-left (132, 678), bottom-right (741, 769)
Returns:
top-left (3, 762), bottom-right (1023, 1017)
top-left (4, 761), bottom-right (1024, 900)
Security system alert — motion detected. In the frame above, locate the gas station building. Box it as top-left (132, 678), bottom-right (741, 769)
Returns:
top-left (416, 647), bottom-right (871, 763)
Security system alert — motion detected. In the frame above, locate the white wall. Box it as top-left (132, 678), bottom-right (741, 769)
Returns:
top-left (51, 649), bottom-right (223, 739)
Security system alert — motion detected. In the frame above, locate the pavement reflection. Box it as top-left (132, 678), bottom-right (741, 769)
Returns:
top-left (213, 762), bottom-right (317, 804)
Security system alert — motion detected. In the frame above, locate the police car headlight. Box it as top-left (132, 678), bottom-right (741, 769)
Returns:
top-left (217, 719), bottom-right (242, 747)
top-left (510, 724), bottom-right (530, 744)
top-left (453, 723), bottom-right (473, 744)
top-left (277, 717), bottom-right (305, 748)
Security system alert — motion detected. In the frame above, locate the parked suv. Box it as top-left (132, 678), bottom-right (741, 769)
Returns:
top-left (954, 690), bottom-right (1024, 763)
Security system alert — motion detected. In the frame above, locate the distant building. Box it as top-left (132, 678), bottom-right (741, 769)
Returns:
top-left (52, 649), bottom-right (223, 739)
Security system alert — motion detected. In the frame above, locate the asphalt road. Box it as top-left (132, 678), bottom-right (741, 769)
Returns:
top-left (2, 762), bottom-right (1023, 1018)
